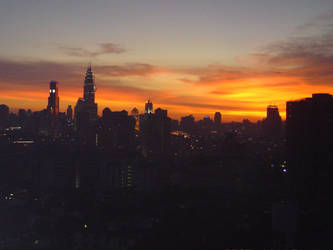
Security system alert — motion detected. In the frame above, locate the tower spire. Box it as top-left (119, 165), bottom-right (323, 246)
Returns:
top-left (83, 64), bottom-right (96, 103)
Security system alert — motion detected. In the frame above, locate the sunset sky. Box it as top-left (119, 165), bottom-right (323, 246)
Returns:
top-left (1, 0), bottom-right (333, 121)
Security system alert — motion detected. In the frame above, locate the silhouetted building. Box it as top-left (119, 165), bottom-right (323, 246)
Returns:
top-left (200, 115), bottom-right (213, 128)
top-left (286, 93), bottom-right (333, 203)
top-left (75, 66), bottom-right (98, 144)
top-left (96, 108), bottom-right (136, 150)
top-left (83, 65), bottom-right (96, 104)
top-left (262, 105), bottom-right (282, 139)
top-left (67, 105), bottom-right (73, 121)
top-left (18, 109), bottom-right (27, 127)
top-left (47, 81), bottom-right (59, 116)
top-left (145, 99), bottom-right (153, 114)
top-left (139, 108), bottom-right (171, 156)
top-left (214, 112), bottom-right (222, 125)
top-left (0, 104), bottom-right (9, 129)
top-left (180, 114), bottom-right (195, 133)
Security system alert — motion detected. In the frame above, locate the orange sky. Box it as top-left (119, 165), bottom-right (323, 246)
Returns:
top-left (1, 61), bottom-right (333, 122)
top-left (1, 25), bottom-right (333, 122)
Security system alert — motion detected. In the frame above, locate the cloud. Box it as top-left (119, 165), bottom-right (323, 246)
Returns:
top-left (179, 65), bottom-right (257, 85)
top-left (59, 43), bottom-right (126, 57)
top-left (295, 9), bottom-right (333, 32)
top-left (0, 59), bottom-right (81, 87)
top-left (97, 63), bottom-right (157, 77)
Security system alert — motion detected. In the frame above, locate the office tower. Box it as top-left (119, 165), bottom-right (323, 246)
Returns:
top-left (67, 105), bottom-right (73, 121)
top-left (0, 104), bottom-right (9, 129)
top-left (145, 99), bottom-right (153, 114)
top-left (83, 65), bottom-right (96, 104)
top-left (74, 66), bottom-right (98, 144)
top-left (262, 105), bottom-right (282, 139)
top-left (180, 114), bottom-right (195, 133)
top-left (96, 108), bottom-right (135, 150)
top-left (131, 107), bottom-right (139, 130)
top-left (131, 107), bottom-right (139, 116)
top-left (47, 81), bottom-right (59, 115)
top-left (139, 107), bottom-right (171, 156)
top-left (214, 112), bottom-right (222, 125)
top-left (286, 94), bottom-right (333, 202)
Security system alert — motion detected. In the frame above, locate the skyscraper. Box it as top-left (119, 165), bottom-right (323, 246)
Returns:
top-left (67, 105), bottom-right (73, 121)
top-left (74, 66), bottom-right (98, 144)
top-left (83, 65), bottom-right (96, 104)
top-left (262, 105), bottom-right (282, 139)
top-left (214, 112), bottom-right (222, 125)
top-left (47, 81), bottom-right (59, 115)
top-left (145, 99), bottom-right (153, 114)
top-left (286, 93), bottom-right (333, 202)
top-left (0, 104), bottom-right (9, 129)
top-left (139, 107), bottom-right (171, 156)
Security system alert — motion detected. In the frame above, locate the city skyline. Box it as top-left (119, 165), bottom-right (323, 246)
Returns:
top-left (1, 0), bottom-right (333, 121)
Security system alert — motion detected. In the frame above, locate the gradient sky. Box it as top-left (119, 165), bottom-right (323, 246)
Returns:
top-left (1, 0), bottom-right (333, 121)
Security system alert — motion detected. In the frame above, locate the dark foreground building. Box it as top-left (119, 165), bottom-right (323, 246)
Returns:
top-left (286, 93), bottom-right (333, 247)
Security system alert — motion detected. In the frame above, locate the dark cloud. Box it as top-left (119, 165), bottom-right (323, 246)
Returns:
top-left (179, 65), bottom-right (256, 85)
top-left (295, 10), bottom-right (333, 32)
top-left (258, 31), bottom-right (333, 84)
top-left (0, 59), bottom-right (81, 87)
top-left (98, 63), bottom-right (157, 77)
top-left (59, 43), bottom-right (126, 57)
top-left (210, 90), bottom-right (231, 95)
top-left (164, 101), bottom-right (258, 112)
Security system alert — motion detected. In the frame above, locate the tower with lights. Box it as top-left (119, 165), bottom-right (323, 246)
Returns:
top-left (47, 80), bottom-right (59, 115)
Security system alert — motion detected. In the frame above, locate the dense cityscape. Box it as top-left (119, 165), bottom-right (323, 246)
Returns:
top-left (0, 65), bottom-right (332, 249)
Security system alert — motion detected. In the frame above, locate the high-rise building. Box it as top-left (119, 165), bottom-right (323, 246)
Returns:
top-left (0, 104), bottom-right (9, 129)
top-left (83, 65), bottom-right (96, 104)
top-left (145, 99), bottom-right (153, 114)
top-left (96, 108), bottom-right (136, 150)
top-left (67, 105), bottom-right (73, 121)
top-left (262, 105), bottom-right (282, 139)
top-left (139, 107), bottom-right (171, 156)
top-left (286, 93), bottom-right (333, 202)
top-left (180, 115), bottom-right (195, 133)
top-left (47, 81), bottom-right (59, 115)
top-left (131, 107), bottom-right (139, 130)
top-left (74, 66), bottom-right (98, 144)
top-left (214, 112), bottom-right (222, 125)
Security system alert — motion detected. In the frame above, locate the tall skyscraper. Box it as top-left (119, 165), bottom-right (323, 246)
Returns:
top-left (145, 99), bottom-right (153, 114)
top-left (262, 105), bottom-right (282, 139)
top-left (0, 104), bottom-right (9, 129)
top-left (47, 81), bottom-right (59, 115)
top-left (83, 65), bottom-right (96, 104)
top-left (214, 112), bottom-right (222, 125)
top-left (74, 66), bottom-right (98, 144)
top-left (139, 107), bottom-right (171, 156)
top-left (67, 105), bottom-right (73, 121)
top-left (286, 93), bottom-right (333, 202)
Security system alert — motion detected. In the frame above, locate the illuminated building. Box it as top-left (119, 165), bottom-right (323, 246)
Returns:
top-left (131, 107), bottom-right (139, 130)
top-left (145, 99), bottom-right (153, 114)
top-left (47, 81), bottom-right (59, 116)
